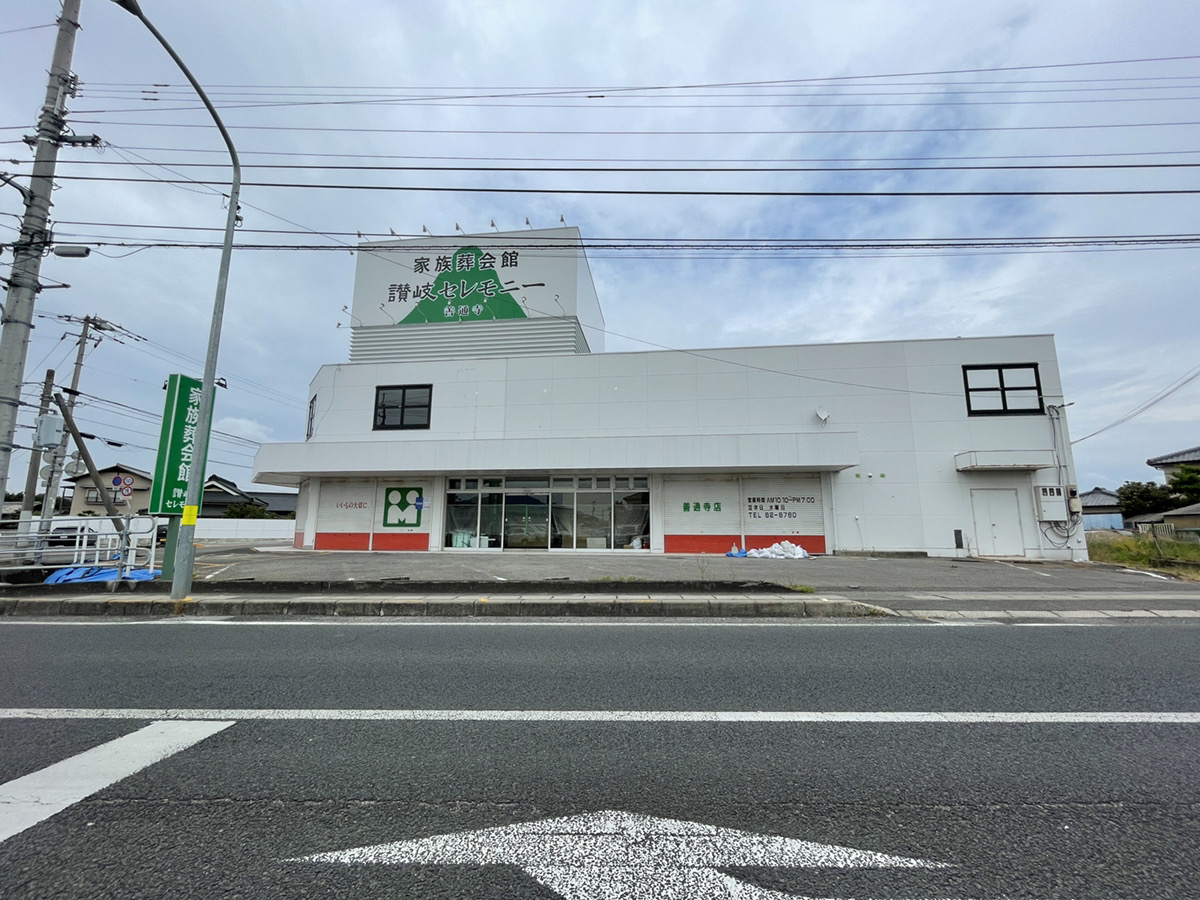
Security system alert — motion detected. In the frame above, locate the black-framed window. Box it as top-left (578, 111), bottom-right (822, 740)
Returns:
top-left (374, 384), bottom-right (432, 430)
top-left (963, 364), bottom-right (1044, 416)
top-left (306, 394), bottom-right (317, 440)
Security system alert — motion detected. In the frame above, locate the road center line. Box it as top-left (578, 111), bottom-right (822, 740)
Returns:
top-left (1, 708), bottom-right (1197, 724)
top-left (0, 719), bottom-right (234, 844)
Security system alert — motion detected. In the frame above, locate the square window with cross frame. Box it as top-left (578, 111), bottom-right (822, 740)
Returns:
top-left (962, 364), bottom-right (1044, 416)
top-left (374, 384), bottom-right (433, 430)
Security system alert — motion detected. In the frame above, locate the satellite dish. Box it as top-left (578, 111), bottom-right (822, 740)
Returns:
top-left (815, 405), bottom-right (830, 423)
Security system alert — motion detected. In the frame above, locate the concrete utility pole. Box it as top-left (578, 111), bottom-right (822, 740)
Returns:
top-left (42, 316), bottom-right (111, 520)
top-left (52, 392), bottom-right (124, 534)
top-left (19, 369), bottom-right (56, 518)
top-left (0, 0), bottom-right (96, 507)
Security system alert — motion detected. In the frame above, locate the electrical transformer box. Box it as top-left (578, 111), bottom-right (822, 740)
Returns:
top-left (1034, 484), bottom-right (1069, 522)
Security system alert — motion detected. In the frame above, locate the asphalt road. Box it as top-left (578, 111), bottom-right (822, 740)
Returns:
top-left (2, 617), bottom-right (1198, 898)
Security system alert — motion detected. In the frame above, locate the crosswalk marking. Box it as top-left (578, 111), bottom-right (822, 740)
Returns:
top-left (0, 719), bottom-right (234, 844)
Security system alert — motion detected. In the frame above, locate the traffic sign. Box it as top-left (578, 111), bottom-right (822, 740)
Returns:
top-left (38, 465), bottom-right (52, 479)
top-left (63, 461), bottom-right (86, 477)
top-left (122, 476), bottom-right (134, 486)
top-left (120, 486), bottom-right (133, 497)
top-left (297, 809), bottom-right (946, 898)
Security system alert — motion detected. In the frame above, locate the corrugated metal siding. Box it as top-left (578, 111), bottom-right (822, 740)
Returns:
top-left (740, 475), bottom-right (824, 535)
top-left (662, 476), bottom-right (741, 534)
top-left (663, 474), bottom-right (825, 538)
top-left (349, 319), bottom-right (590, 362)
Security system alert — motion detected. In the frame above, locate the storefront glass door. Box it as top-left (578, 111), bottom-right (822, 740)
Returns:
top-left (503, 493), bottom-right (549, 549)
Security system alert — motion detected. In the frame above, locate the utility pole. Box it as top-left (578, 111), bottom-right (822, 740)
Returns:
top-left (19, 369), bottom-right (56, 519)
top-left (52, 393), bottom-right (124, 534)
top-left (41, 316), bottom-right (111, 521)
top-left (0, 0), bottom-right (97, 507)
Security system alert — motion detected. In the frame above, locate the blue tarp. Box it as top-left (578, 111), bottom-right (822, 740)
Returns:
top-left (44, 566), bottom-right (161, 583)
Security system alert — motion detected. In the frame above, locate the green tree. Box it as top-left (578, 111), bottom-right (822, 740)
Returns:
top-left (1116, 480), bottom-right (1175, 519)
top-left (223, 502), bottom-right (271, 519)
top-left (1167, 464), bottom-right (1200, 507)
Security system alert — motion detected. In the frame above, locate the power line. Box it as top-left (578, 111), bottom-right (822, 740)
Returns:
top-left (94, 145), bottom-right (1200, 164)
top-left (50, 159), bottom-right (1200, 174)
top-left (67, 94), bottom-right (1200, 115)
top-left (68, 52), bottom-right (1200, 93)
top-left (50, 221), bottom-right (1200, 242)
top-left (1072, 364), bottom-right (1200, 444)
top-left (68, 118), bottom-right (1200, 136)
top-left (0, 23), bottom-right (57, 36)
top-left (44, 174), bottom-right (1200, 197)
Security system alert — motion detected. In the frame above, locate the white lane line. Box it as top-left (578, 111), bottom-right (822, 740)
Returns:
top-left (991, 560), bottom-right (1054, 577)
top-left (203, 564), bottom-right (235, 580)
top-left (0, 719), bottom-right (234, 844)
top-left (1, 708), bottom-right (1197, 724)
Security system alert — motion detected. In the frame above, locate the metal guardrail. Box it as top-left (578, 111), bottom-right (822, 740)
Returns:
top-left (0, 515), bottom-right (159, 579)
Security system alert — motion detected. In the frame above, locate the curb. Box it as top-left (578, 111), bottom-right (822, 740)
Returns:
top-left (0, 578), bottom-right (798, 596)
top-left (0, 594), bottom-right (894, 619)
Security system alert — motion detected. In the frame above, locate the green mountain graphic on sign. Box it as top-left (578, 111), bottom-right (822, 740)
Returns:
top-left (400, 246), bottom-right (527, 324)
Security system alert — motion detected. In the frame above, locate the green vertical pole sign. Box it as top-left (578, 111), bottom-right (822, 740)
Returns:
top-left (149, 374), bottom-right (206, 516)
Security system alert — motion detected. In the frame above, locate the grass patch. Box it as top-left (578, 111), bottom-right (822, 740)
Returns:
top-left (1087, 531), bottom-right (1200, 581)
top-left (784, 584), bottom-right (816, 593)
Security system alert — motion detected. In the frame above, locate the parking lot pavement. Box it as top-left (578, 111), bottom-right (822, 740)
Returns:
top-left (183, 541), bottom-right (1200, 593)
top-left (4, 543), bottom-right (1198, 618)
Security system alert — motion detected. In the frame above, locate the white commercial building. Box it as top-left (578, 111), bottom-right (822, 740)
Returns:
top-left (253, 228), bottom-right (1087, 560)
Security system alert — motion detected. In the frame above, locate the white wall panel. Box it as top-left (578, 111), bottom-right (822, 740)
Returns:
top-left (316, 479), bottom-right (376, 532)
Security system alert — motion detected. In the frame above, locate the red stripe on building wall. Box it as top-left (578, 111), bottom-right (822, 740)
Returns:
top-left (665, 534), bottom-right (827, 554)
top-left (371, 532), bottom-right (430, 551)
top-left (664, 535), bottom-right (741, 554)
top-left (313, 532), bottom-right (370, 550)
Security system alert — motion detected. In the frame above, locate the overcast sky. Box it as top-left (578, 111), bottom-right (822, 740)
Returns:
top-left (2, 0), bottom-right (1197, 496)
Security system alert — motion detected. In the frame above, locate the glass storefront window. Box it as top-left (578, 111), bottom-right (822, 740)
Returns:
top-left (614, 491), bottom-right (650, 549)
top-left (444, 493), bottom-right (479, 548)
top-left (575, 492), bottom-right (612, 549)
top-left (505, 475), bottom-right (550, 489)
top-left (443, 476), bottom-right (651, 550)
top-left (550, 492), bottom-right (574, 548)
top-left (479, 493), bottom-right (504, 548)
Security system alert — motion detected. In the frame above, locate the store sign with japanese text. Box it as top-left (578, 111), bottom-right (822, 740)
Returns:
top-left (349, 228), bottom-right (584, 328)
top-left (148, 374), bottom-right (206, 516)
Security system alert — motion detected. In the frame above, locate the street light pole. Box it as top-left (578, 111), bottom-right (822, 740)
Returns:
top-left (110, 0), bottom-right (240, 602)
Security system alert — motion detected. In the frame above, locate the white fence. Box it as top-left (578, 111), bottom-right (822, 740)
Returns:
top-left (193, 519), bottom-right (295, 541)
top-left (0, 514), bottom-right (159, 575)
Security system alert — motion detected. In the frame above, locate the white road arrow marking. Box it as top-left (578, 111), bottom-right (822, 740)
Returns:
top-left (295, 809), bottom-right (949, 899)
